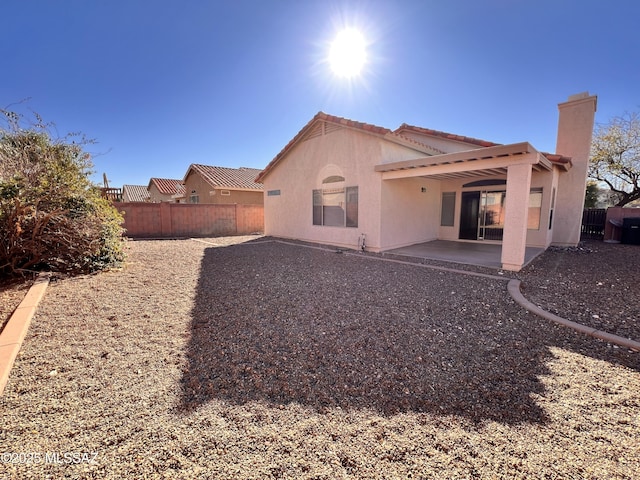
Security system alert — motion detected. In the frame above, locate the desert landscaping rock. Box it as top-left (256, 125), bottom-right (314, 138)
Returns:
top-left (0, 236), bottom-right (638, 479)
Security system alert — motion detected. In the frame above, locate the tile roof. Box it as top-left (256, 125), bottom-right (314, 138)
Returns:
top-left (542, 153), bottom-right (572, 169)
top-left (316, 112), bottom-right (392, 136)
top-left (394, 124), bottom-right (501, 148)
top-left (187, 164), bottom-right (263, 190)
top-left (122, 184), bottom-right (150, 202)
top-left (255, 112), bottom-right (567, 182)
top-left (149, 178), bottom-right (185, 196)
top-left (385, 132), bottom-right (448, 155)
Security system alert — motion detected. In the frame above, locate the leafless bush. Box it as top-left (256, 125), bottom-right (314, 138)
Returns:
top-left (0, 108), bottom-right (125, 277)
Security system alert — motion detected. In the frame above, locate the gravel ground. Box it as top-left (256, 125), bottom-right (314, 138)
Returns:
top-left (0, 236), bottom-right (638, 479)
top-left (0, 278), bottom-right (34, 333)
top-left (515, 240), bottom-right (640, 342)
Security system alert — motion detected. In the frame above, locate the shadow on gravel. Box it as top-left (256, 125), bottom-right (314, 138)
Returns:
top-left (178, 241), bottom-right (639, 423)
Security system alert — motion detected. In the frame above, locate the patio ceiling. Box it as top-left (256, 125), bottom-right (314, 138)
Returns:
top-left (374, 142), bottom-right (557, 181)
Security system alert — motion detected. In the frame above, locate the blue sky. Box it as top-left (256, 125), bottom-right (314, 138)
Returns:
top-left (3, 0), bottom-right (639, 188)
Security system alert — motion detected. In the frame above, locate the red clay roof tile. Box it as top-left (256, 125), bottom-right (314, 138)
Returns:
top-left (543, 153), bottom-right (572, 167)
top-left (148, 178), bottom-right (185, 196)
top-left (394, 124), bottom-right (501, 148)
top-left (255, 113), bottom-right (559, 183)
top-left (187, 164), bottom-right (263, 190)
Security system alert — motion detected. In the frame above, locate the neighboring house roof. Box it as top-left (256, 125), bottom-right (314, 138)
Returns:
top-left (185, 164), bottom-right (263, 190)
top-left (148, 178), bottom-right (185, 196)
top-left (122, 184), bottom-right (150, 202)
top-left (256, 112), bottom-right (573, 183)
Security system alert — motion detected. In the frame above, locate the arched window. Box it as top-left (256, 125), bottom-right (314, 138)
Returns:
top-left (322, 175), bottom-right (345, 184)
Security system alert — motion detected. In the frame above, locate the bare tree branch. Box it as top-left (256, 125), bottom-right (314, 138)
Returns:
top-left (589, 111), bottom-right (640, 207)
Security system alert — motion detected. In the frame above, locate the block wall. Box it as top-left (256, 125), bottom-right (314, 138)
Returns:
top-left (117, 203), bottom-right (264, 238)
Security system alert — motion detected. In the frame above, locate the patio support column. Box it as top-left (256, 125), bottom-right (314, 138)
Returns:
top-left (501, 163), bottom-right (532, 271)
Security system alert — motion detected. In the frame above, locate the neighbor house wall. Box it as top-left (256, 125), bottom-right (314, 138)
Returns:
top-left (148, 184), bottom-right (176, 203)
top-left (183, 171), bottom-right (263, 205)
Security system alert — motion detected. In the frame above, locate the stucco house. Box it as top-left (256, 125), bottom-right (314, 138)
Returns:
top-left (256, 92), bottom-right (597, 271)
top-left (148, 178), bottom-right (185, 203)
top-left (182, 164), bottom-right (263, 205)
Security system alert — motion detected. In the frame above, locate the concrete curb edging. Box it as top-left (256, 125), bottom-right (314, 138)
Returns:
top-left (508, 279), bottom-right (640, 351)
top-left (0, 273), bottom-right (51, 396)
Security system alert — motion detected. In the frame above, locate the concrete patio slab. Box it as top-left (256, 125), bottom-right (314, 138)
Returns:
top-left (384, 240), bottom-right (545, 269)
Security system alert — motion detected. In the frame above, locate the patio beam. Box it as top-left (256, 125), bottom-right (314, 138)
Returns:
top-left (375, 142), bottom-right (537, 173)
top-left (379, 152), bottom-right (539, 181)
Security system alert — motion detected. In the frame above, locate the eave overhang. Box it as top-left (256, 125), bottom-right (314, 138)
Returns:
top-left (374, 142), bottom-right (566, 180)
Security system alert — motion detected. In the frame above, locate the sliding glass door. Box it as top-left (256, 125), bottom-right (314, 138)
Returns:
top-left (459, 190), bottom-right (506, 241)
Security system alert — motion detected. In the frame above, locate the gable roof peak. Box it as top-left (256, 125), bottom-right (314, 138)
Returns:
top-left (187, 163), bottom-right (263, 189)
top-left (319, 112), bottom-right (392, 134)
top-left (148, 177), bottom-right (185, 195)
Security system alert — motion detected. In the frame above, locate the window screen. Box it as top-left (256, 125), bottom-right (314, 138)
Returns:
top-left (441, 192), bottom-right (456, 226)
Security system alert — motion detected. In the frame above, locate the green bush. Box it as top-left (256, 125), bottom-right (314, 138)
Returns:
top-left (0, 110), bottom-right (125, 277)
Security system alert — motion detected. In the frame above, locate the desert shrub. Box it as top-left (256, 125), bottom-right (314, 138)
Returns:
top-left (0, 110), bottom-right (125, 277)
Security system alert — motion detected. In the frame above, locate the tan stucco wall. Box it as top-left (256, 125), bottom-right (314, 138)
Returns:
top-left (552, 93), bottom-right (597, 246)
top-left (379, 177), bottom-right (441, 250)
top-left (183, 171), bottom-right (263, 205)
top-left (263, 127), bottom-right (393, 250)
top-left (528, 168), bottom-right (560, 248)
top-left (148, 184), bottom-right (175, 203)
top-left (379, 140), bottom-right (433, 164)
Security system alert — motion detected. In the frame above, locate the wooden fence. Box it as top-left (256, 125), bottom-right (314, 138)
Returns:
top-left (116, 202), bottom-right (264, 238)
top-left (581, 208), bottom-right (606, 239)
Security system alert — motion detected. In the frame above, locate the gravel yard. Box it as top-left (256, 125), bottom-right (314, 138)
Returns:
top-left (0, 236), bottom-right (638, 479)
top-left (515, 240), bottom-right (640, 342)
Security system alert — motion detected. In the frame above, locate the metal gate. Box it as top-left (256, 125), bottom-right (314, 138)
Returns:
top-left (581, 208), bottom-right (606, 239)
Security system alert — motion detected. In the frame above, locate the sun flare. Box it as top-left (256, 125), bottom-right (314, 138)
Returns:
top-left (328, 28), bottom-right (367, 78)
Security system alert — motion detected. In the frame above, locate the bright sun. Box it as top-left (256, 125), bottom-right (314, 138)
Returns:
top-left (328, 28), bottom-right (367, 78)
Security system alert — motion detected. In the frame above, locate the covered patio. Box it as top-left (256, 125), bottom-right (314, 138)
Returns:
top-left (384, 240), bottom-right (545, 270)
top-left (375, 142), bottom-right (560, 271)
